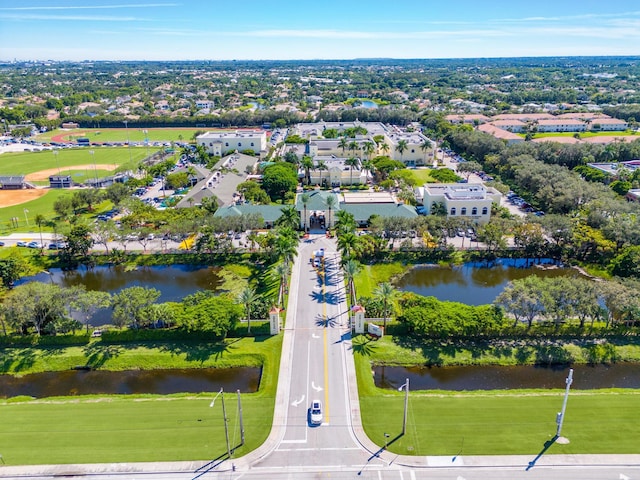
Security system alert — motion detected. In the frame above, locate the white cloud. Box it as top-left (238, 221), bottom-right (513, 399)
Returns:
top-left (0, 13), bottom-right (145, 21)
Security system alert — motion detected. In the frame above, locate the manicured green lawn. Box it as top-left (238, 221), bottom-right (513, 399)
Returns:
top-left (354, 262), bottom-right (406, 298)
top-left (36, 128), bottom-right (223, 143)
top-left (0, 147), bottom-right (151, 176)
top-left (354, 335), bottom-right (640, 455)
top-left (0, 189), bottom-right (73, 233)
top-left (409, 168), bottom-right (437, 184)
top-left (0, 335), bottom-right (282, 465)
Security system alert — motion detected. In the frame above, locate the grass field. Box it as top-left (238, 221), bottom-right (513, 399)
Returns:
top-left (409, 169), bottom-right (437, 184)
top-left (0, 147), bottom-right (150, 176)
top-left (354, 262), bottom-right (406, 298)
top-left (354, 336), bottom-right (640, 455)
top-left (36, 127), bottom-right (228, 144)
top-left (0, 335), bottom-right (282, 465)
top-left (0, 189), bottom-right (73, 233)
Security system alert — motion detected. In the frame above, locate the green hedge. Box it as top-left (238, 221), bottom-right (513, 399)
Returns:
top-left (0, 334), bottom-right (90, 347)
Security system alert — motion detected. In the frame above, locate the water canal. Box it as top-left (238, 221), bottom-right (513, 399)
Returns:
top-left (0, 367), bottom-right (261, 398)
top-left (374, 364), bottom-right (640, 391)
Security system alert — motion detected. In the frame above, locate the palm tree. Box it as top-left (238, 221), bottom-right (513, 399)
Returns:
top-left (374, 282), bottom-right (396, 331)
top-left (301, 193), bottom-right (310, 232)
top-left (396, 139), bottom-right (408, 164)
top-left (338, 136), bottom-right (349, 155)
top-left (362, 141), bottom-right (376, 160)
top-left (361, 159), bottom-right (375, 182)
top-left (343, 259), bottom-right (361, 305)
top-left (348, 140), bottom-right (359, 158)
top-left (276, 205), bottom-right (300, 230)
top-left (420, 138), bottom-right (432, 165)
top-left (379, 142), bottom-right (390, 156)
top-left (324, 194), bottom-right (337, 230)
top-left (337, 232), bottom-right (359, 261)
top-left (34, 213), bottom-right (46, 254)
top-left (238, 286), bottom-right (257, 334)
top-left (274, 263), bottom-right (289, 308)
top-left (315, 160), bottom-right (328, 188)
top-left (335, 210), bottom-right (357, 235)
top-left (345, 156), bottom-right (360, 186)
top-left (301, 156), bottom-right (314, 185)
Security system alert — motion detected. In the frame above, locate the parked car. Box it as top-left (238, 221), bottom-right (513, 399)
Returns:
top-left (27, 241), bottom-right (42, 249)
top-left (16, 241), bottom-right (27, 247)
top-left (0, 241), bottom-right (4, 247)
top-left (310, 400), bottom-right (323, 426)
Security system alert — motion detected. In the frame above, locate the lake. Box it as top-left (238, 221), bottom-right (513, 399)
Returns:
top-left (18, 265), bottom-right (222, 325)
top-left (394, 259), bottom-right (581, 305)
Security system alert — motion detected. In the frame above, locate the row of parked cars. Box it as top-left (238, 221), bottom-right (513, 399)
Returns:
top-left (11, 241), bottom-right (66, 249)
top-left (506, 192), bottom-right (545, 216)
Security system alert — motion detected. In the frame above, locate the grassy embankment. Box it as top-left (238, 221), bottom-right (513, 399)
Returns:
top-left (354, 335), bottom-right (640, 455)
top-left (0, 334), bottom-right (282, 465)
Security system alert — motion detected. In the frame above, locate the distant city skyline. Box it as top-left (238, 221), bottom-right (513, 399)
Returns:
top-left (1, 0), bottom-right (640, 61)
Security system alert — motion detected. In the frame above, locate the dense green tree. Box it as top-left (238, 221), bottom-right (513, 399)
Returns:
top-left (262, 163), bottom-right (298, 201)
top-left (111, 286), bottom-right (161, 328)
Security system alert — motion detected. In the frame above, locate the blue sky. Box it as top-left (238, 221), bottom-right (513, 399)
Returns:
top-left (1, 0), bottom-right (640, 61)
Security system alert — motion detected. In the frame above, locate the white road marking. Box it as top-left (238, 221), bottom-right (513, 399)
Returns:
top-left (312, 333), bottom-right (320, 339)
top-left (311, 381), bottom-right (323, 392)
top-left (291, 395), bottom-right (305, 407)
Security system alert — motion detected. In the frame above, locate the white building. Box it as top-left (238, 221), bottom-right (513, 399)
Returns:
top-left (305, 156), bottom-right (368, 187)
top-left (195, 100), bottom-right (215, 110)
top-left (415, 183), bottom-right (502, 224)
top-left (196, 130), bottom-right (267, 157)
top-left (293, 121), bottom-right (433, 167)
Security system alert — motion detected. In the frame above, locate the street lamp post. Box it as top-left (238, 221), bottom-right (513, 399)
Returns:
top-left (52, 149), bottom-right (61, 175)
top-left (398, 378), bottom-right (409, 435)
top-left (210, 388), bottom-right (231, 458)
top-left (89, 150), bottom-right (98, 185)
top-left (556, 368), bottom-right (574, 442)
top-left (123, 120), bottom-right (132, 162)
top-left (237, 389), bottom-right (245, 447)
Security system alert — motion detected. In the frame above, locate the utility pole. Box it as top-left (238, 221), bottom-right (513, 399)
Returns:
top-left (556, 369), bottom-right (573, 442)
top-left (237, 389), bottom-right (245, 446)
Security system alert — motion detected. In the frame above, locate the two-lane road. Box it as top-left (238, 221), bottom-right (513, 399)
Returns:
top-left (255, 235), bottom-right (375, 471)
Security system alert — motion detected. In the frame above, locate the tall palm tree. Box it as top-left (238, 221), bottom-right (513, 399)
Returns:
top-left (380, 142), bottom-right (390, 156)
top-left (338, 136), bottom-right (349, 155)
top-left (374, 282), bottom-right (396, 331)
top-left (420, 138), bottom-right (432, 165)
top-left (343, 259), bottom-right (361, 305)
top-left (348, 140), bottom-right (359, 158)
top-left (238, 286), bottom-right (257, 334)
top-left (335, 210), bottom-right (357, 235)
top-left (361, 159), bottom-right (375, 182)
top-left (274, 262), bottom-right (289, 308)
top-left (337, 232), bottom-right (359, 261)
top-left (345, 156), bottom-right (360, 186)
top-left (362, 141), bottom-right (375, 160)
top-left (301, 156), bottom-right (314, 185)
top-left (315, 160), bottom-right (328, 188)
top-left (300, 193), bottom-right (310, 232)
top-left (324, 194), bottom-right (337, 230)
top-left (276, 205), bottom-right (300, 230)
top-left (396, 139), bottom-right (408, 164)
top-left (34, 213), bottom-right (46, 254)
